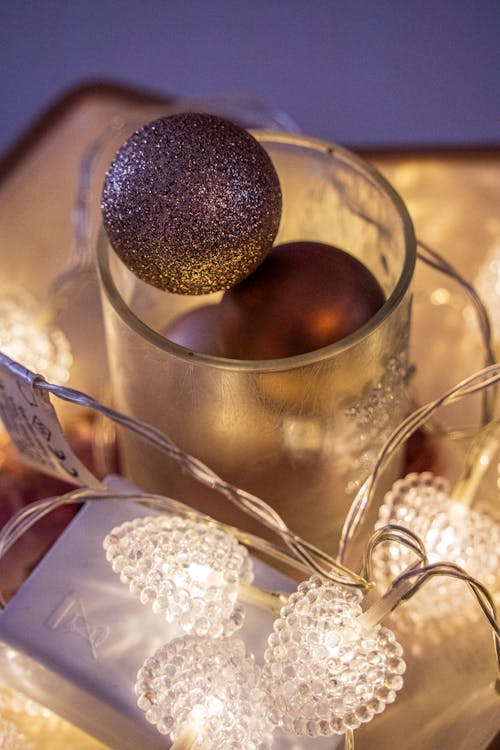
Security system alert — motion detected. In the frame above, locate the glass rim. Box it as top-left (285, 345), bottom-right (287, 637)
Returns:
top-left (97, 130), bottom-right (416, 373)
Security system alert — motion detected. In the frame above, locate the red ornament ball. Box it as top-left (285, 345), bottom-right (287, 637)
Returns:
top-left (218, 241), bottom-right (386, 359)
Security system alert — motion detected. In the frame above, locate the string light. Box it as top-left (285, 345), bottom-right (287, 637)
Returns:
top-left (0, 289), bottom-right (72, 384)
top-left (339, 362), bottom-right (500, 564)
top-left (264, 575), bottom-right (405, 738)
top-left (27, 371), bottom-right (365, 590)
top-left (372, 472), bottom-right (500, 623)
top-left (1, 104), bottom-right (499, 750)
top-left (135, 635), bottom-right (274, 749)
top-left (2, 355), bottom-right (500, 749)
top-left (103, 515), bottom-right (254, 637)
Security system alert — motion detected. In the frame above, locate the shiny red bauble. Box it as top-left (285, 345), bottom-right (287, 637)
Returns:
top-left (217, 241), bottom-right (386, 359)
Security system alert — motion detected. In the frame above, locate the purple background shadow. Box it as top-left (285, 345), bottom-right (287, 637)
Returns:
top-left (1, 1), bottom-right (500, 154)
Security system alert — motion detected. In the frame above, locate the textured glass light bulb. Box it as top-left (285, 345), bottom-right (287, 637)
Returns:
top-left (0, 290), bottom-right (72, 383)
top-left (103, 515), bottom-right (254, 637)
top-left (0, 718), bottom-right (32, 750)
top-left (264, 575), bottom-right (405, 737)
top-left (135, 635), bottom-right (274, 749)
top-left (374, 472), bottom-right (500, 623)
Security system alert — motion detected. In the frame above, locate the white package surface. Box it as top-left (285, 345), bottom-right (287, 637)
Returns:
top-left (0, 497), bottom-right (341, 749)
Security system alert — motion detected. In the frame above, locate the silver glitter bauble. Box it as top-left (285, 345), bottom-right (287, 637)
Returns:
top-left (102, 113), bottom-right (282, 294)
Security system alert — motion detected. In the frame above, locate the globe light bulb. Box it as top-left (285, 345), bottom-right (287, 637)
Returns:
top-left (264, 575), bottom-right (405, 737)
top-left (373, 472), bottom-right (500, 623)
top-left (103, 515), bottom-right (254, 638)
top-left (135, 635), bottom-right (274, 749)
top-left (0, 290), bottom-right (72, 384)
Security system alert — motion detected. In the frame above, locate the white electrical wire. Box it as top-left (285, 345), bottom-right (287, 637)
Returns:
top-left (338, 362), bottom-right (500, 565)
top-left (0, 483), bottom-right (365, 611)
top-left (22, 375), bottom-right (365, 588)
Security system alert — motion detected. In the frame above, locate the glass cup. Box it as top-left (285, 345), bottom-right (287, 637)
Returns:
top-left (97, 131), bottom-right (416, 557)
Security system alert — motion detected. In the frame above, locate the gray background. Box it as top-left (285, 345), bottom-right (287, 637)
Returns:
top-left (1, 0), bottom-right (499, 155)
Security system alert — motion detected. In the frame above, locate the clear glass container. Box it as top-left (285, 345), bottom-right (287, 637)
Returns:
top-left (97, 131), bottom-right (416, 556)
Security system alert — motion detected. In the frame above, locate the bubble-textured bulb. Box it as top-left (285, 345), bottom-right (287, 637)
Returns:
top-left (135, 635), bottom-right (274, 749)
top-left (0, 718), bottom-right (32, 750)
top-left (103, 515), bottom-right (253, 637)
top-left (264, 576), bottom-right (405, 737)
top-left (374, 472), bottom-right (500, 623)
top-left (0, 290), bottom-right (72, 383)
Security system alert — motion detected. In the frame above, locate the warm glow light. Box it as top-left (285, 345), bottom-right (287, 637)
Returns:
top-left (0, 290), bottom-right (72, 384)
top-left (264, 576), bottom-right (405, 737)
top-left (430, 287), bottom-right (451, 306)
top-left (374, 473), bottom-right (500, 623)
top-left (135, 635), bottom-right (274, 748)
top-left (103, 515), bottom-right (254, 637)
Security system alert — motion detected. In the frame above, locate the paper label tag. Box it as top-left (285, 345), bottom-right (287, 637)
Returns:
top-left (0, 353), bottom-right (103, 489)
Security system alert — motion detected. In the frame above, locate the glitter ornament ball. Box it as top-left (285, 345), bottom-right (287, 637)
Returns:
top-left (264, 575), bottom-right (405, 737)
top-left (218, 241), bottom-right (386, 359)
top-left (101, 113), bottom-right (282, 294)
top-left (103, 515), bottom-right (254, 637)
top-left (136, 635), bottom-right (274, 749)
top-left (373, 472), bottom-right (500, 624)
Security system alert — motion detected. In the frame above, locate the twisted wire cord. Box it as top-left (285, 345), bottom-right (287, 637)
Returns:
top-left (361, 524), bottom-right (429, 583)
top-left (338, 363), bottom-right (500, 564)
top-left (0, 361), bottom-right (367, 590)
top-left (417, 240), bottom-right (497, 441)
top-left (417, 240), bottom-right (496, 371)
top-left (393, 562), bottom-right (500, 671)
top-left (0, 483), bottom-right (366, 612)
top-left (337, 240), bottom-right (497, 562)
top-left (35, 379), bottom-right (367, 587)
top-left (7, 352), bottom-right (500, 589)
